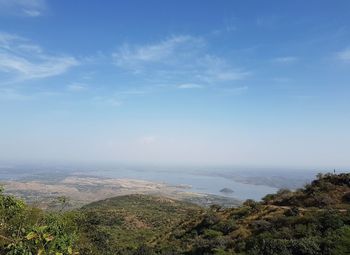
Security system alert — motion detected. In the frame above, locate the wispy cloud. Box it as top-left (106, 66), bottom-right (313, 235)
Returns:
top-left (0, 0), bottom-right (46, 17)
top-left (116, 89), bottom-right (148, 96)
top-left (177, 83), bottom-right (203, 89)
top-left (67, 83), bottom-right (88, 92)
top-left (221, 85), bottom-right (248, 95)
top-left (0, 32), bottom-right (79, 82)
top-left (272, 56), bottom-right (298, 64)
top-left (196, 55), bottom-right (249, 82)
top-left (337, 48), bottom-right (350, 62)
top-left (113, 35), bottom-right (249, 89)
top-left (89, 89), bottom-right (148, 107)
top-left (114, 35), bottom-right (205, 68)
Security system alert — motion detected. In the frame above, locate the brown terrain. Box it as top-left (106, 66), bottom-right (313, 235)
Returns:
top-left (1, 175), bottom-right (241, 209)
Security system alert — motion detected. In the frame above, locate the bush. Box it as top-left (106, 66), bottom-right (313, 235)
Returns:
top-left (330, 226), bottom-right (350, 255)
top-left (0, 188), bottom-right (78, 255)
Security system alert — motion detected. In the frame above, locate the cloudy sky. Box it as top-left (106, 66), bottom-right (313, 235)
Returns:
top-left (0, 0), bottom-right (350, 169)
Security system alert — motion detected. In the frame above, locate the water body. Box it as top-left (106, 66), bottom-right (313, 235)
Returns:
top-left (0, 166), bottom-right (278, 201)
top-left (84, 168), bottom-right (278, 201)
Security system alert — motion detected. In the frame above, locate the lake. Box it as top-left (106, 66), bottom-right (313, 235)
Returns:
top-left (81, 168), bottom-right (278, 201)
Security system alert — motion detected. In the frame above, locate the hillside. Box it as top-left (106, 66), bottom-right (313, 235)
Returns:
top-left (76, 195), bottom-right (204, 254)
top-left (1, 173), bottom-right (350, 254)
top-left (262, 173), bottom-right (350, 208)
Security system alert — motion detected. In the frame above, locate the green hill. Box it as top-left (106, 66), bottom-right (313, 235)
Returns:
top-left (1, 173), bottom-right (350, 254)
top-left (75, 173), bottom-right (350, 254)
top-left (262, 173), bottom-right (350, 208)
top-left (76, 194), bottom-right (204, 254)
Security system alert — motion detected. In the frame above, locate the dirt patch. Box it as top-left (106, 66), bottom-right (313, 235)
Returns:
top-left (123, 214), bottom-right (150, 229)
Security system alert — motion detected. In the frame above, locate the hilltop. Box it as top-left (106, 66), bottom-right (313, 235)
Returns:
top-left (0, 173), bottom-right (349, 254)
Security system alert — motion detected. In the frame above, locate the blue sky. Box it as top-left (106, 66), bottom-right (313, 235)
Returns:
top-left (0, 0), bottom-right (350, 169)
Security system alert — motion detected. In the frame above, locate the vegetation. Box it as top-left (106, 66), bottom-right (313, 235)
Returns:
top-left (0, 187), bottom-right (78, 254)
top-left (75, 195), bottom-right (204, 254)
top-left (1, 173), bottom-right (350, 254)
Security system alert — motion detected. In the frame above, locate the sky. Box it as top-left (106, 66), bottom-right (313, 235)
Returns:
top-left (0, 0), bottom-right (350, 169)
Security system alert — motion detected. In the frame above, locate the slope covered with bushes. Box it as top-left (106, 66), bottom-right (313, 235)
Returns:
top-left (1, 173), bottom-right (350, 254)
top-left (73, 173), bottom-right (350, 254)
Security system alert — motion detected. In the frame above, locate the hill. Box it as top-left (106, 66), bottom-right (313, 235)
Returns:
top-left (1, 173), bottom-right (350, 254)
top-left (76, 195), bottom-right (204, 254)
top-left (74, 173), bottom-right (350, 254)
top-left (262, 173), bottom-right (350, 208)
